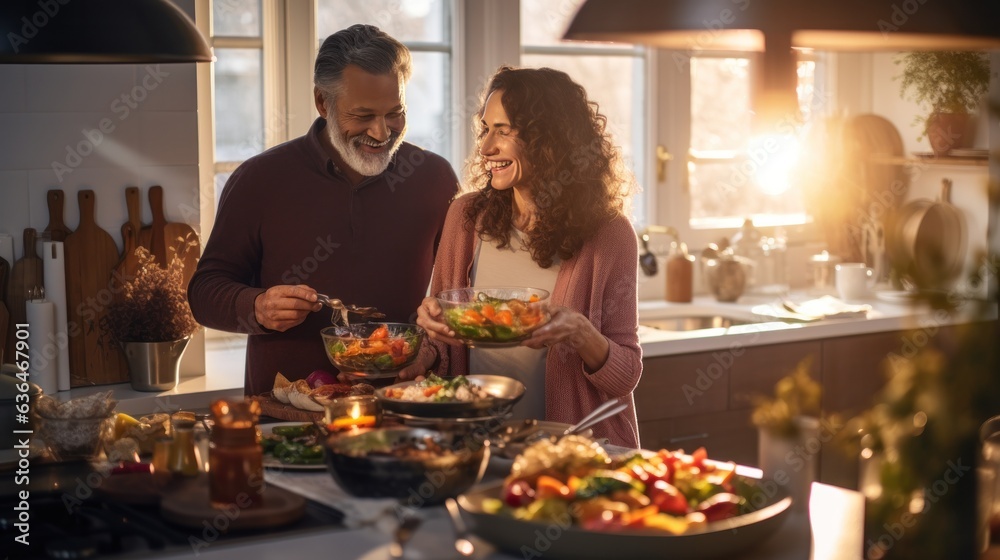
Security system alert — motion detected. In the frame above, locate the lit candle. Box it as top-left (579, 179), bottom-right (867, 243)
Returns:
top-left (325, 396), bottom-right (380, 432)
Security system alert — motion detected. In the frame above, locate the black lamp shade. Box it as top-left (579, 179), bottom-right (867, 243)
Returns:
top-left (0, 0), bottom-right (213, 63)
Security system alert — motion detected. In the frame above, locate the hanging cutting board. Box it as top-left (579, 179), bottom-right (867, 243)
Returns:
top-left (138, 185), bottom-right (201, 288)
top-left (63, 190), bottom-right (128, 386)
top-left (6, 229), bottom-right (44, 363)
top-left (43, 190), bottom-right (73, 242)
top-left (114, 186), bottom-right (146, 289)
top-left (138, 185), bottom-right (168, 267)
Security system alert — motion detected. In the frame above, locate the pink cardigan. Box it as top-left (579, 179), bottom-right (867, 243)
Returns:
top-left (430, 193), bottom-right (643, 447)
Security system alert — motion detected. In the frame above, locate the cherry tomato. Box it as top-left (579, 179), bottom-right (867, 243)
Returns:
top-left (503, 479), bottom-right (536, 508)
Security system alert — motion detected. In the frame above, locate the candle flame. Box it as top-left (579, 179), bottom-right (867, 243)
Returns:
top-left (350, 403), bottom-right (361, 420)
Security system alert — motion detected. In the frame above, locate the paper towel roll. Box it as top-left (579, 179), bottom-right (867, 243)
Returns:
top-left (0, 233), bottom-right (13, 268)
top-left (42, 242), bottom-right (71, 391)
top-left (25, 299), bottom-right (57, 394)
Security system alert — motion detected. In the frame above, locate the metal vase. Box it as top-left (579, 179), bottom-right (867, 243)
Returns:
top-left (123, 336), bottom-right (190, 392)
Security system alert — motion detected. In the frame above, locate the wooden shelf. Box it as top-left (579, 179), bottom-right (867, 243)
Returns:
top-left (868, 153), bottom-right (990, 167)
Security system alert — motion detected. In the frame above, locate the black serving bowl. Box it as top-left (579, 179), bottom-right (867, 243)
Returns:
top-left (322, 427), bottom-right (489, 507)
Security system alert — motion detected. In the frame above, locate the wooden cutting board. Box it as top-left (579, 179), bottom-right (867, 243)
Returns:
top-left (6, 228), bottom-right (44, 361)
top-left (63, 190), bottom-right (128, 386)
top-left (160, 474), bottom-right (305, 530)
top-left (0, 258), bottom-right (7, 364)
top-left (43, 190), bottom-right (73, 242)
top-left (138, 185), bottom-right (200, 288)
top-left (113, 187), bottom-right (147, 295)
top-left (138, 185), bottom-right (168, 267)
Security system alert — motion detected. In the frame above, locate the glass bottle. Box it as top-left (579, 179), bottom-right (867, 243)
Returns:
top-left (209, 399), bottom-right (264, 509)
top-left (730, 218), bottom-right (763, 290)
top-left (168, 411), bottom-right (201, 477)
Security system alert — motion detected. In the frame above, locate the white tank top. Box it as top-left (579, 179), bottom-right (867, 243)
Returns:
top-left (469, 229), bottom-right (559, 421)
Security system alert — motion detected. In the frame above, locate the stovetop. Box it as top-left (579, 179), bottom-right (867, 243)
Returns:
top-left (1, 466), bottom-right (343, 559)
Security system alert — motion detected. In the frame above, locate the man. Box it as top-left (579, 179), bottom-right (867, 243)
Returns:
top-left (189, 25), bottom-right (458, 395)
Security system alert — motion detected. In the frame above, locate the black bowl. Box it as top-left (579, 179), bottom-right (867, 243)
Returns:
top-left (322, 427), bottom-right (489, 507)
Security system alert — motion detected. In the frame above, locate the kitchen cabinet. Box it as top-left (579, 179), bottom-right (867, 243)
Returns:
top-left (636, 322), bottom-right (981, 490)
top-left (636, 340), bottom-right (820, 468)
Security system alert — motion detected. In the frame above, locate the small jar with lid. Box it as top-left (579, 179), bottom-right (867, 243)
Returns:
top-left (209, 399), bottom-right (264, 509)
top-left (168, 411), bottom-right (201, 477)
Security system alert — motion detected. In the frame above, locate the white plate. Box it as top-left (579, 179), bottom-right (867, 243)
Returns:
top-left (261, 422), bottom-right (327, 471)
top-left (875, 290), bottom-right (917, 304)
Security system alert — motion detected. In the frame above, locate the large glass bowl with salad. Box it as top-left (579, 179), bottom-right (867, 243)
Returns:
top-left (436, 287), bottom-right (551, 347)
top-left (321, 323), bottom-right (424, 385)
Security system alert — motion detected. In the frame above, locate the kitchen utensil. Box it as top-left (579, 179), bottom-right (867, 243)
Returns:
top-left (389, 514), bottom-right (423, 559)
top-left (139, 184), bottom-right (169, 267)
top-left (43, 189), bottom-right (73, 242)
top-left (64, 190), bottom-right (129, 386)
top-left (315, 292), bottom-right (385, 324)
top-left (639, 233), bottom-right (657, 276)
top-left (115, 187), bottom-right (146, 287)
top-left (886, 178), bottom-right (966, 292)
top-left (436, 287), bottom-right (551, 348)
top-left (457, 477), bottom-right (791, 560)
top-left (321, 323), bottom-right (423, 386)
top-left (323, 426), bottom-right (489, 504)
top-left (139, 185), bottom-right (201, 288)
top-left (6, 228), bottom-right (44, 361)
top-left (445, 498), bottom-right (475, 557)
top-left (523, 398), bottom-right (628, 445)
top-left (377, 375), bottom-right (526, 418)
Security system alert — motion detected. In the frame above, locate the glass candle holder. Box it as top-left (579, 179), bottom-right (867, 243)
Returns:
top-left (323, 395), bottom-right (382, 434)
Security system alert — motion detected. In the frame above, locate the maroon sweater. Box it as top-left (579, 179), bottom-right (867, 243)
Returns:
top-left (189, 118), bottom-right (458, 395)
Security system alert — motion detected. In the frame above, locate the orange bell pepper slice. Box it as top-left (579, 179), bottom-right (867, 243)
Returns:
top-left (369, 325), bottom-right (389, 340)
top-left (494, 310), bottom-right (514, 326)
top-left (535, 475), bottom-right (573, 500)
top-left (423, 385), bottom-right (443, 397)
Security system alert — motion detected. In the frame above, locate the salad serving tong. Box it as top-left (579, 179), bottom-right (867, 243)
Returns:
top-left (316, 293), bottom-right (385, 325)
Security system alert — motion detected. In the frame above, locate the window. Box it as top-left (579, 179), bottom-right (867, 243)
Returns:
top-left (211, 0), bottom-right (264, 212)
top-left (686, 53), bottom-right (827, 230)
top-left (520, 0), bottom-right (648, 225)
top-left (316, 0), bottom-right (454, 164)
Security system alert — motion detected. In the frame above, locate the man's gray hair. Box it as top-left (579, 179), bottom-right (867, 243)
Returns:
top-left (314, 24), bottom-right (412, 104)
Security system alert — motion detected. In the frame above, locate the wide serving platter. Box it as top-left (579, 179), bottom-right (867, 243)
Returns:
top-left (376, 375), bottom-right (525, 418)
top-left (457, 477), bottom-right (792, 560)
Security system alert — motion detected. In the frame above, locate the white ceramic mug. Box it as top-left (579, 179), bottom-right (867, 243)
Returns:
top-left (835, 263), bottom-right (874, 301)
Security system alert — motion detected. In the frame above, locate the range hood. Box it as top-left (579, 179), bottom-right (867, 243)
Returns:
top-left (0, 0), bottom-right (213, 64)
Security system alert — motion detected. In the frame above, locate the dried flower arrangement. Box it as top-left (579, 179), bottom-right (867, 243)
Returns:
top-left (751, 356), bottom-right (823, 438)
top-left (103, 246), bottom-right (200, 343)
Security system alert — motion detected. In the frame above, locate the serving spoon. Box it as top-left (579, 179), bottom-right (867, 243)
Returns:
top-left (315, 293), bottom-right (385, 325)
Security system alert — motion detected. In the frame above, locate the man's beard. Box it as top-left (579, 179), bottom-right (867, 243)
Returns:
top-left (327, 122), bottom-right (406, 177)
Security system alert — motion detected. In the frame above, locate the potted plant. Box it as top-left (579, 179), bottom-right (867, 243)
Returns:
top-left (102, 246), bottom-right (200, 391)
top-left (751, 357), bottom-right (825, 511)
top-left (896, 51), bottom-right (989, 156)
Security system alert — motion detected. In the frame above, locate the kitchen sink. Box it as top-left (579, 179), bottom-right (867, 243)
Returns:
top-left (640, 315), bottom-right (753, 331)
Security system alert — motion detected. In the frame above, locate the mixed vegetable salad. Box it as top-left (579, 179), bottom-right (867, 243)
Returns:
top-left (485, 436), bottom-right (747, 535)
top-left (442, 292), bottom-right (547, 344)
top-left (383, 374), bottom-right (489, 403)
top-left (325, 324), bottom-right (420, 372)
top-left (261, 423), bottom-right (324, 465)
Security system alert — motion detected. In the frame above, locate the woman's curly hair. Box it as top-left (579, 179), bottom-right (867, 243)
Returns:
top-left (465, 66), bottom-right (634, 268)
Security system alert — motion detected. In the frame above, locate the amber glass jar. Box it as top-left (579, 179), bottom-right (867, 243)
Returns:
top-left (209, 399), bottom-right (263, 509)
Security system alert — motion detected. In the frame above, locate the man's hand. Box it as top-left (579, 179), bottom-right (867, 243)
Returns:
top-left (254, 284), bottom-right (322, 332)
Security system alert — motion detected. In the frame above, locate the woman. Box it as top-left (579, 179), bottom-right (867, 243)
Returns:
top-left (410, 66), bottom-right (642, 447)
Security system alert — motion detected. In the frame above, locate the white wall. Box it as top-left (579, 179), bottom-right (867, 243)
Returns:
top-left (0, 1), bottom-right (207, 380)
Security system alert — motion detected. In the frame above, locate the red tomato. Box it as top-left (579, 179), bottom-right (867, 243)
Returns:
top-left (369, 325), bottom-right (389, 340)
top-left (503, 479), bottom-right (536, 508)
top-left (649, 480), bottom-right (688, 517)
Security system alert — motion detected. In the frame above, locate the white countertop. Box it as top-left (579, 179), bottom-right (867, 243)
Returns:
top-left (637, 290), bottom-right (995, 358)
top-left (45, 291), bottom-right (994, 416)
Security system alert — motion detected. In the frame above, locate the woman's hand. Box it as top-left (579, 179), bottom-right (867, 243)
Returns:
top-left (415, 296), bottom-right (464, 347)
top-left (522, 306), bottom-right (610, 372)
top-left (254, 284), bottom-right (322, 331)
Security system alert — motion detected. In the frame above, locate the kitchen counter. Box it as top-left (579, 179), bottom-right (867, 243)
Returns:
top-left (43, 292), bottom-right (994, 416)
top-left (638, 291), bottom-right (996, 358)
